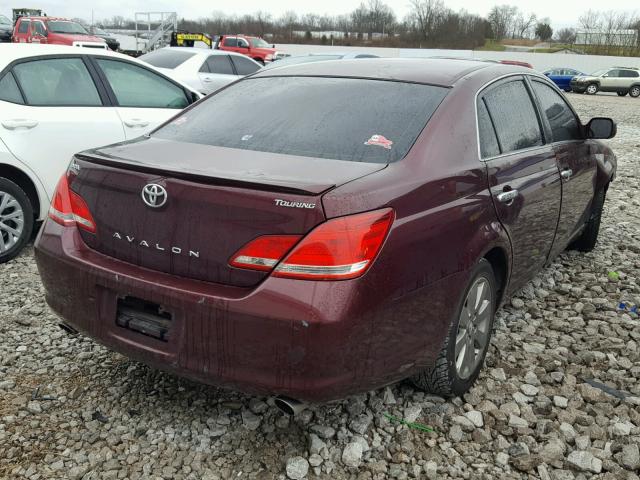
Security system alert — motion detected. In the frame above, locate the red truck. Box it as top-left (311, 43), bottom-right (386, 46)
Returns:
top-left (216, 35), bottom-right (278, 65)
top-left (12, 16), bottom-right (107, 48)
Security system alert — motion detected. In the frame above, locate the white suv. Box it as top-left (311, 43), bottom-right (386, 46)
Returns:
top-left (0, 44), bottom-right (201, 263)
top-left (570, 67), bottom-right (640, 97)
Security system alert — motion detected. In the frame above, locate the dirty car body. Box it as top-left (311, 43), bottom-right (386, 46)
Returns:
top-left (34, 59), bottom-right (617, 402)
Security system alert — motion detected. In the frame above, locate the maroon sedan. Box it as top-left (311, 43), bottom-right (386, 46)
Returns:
top-left (35, 59), bottom-right (617, 403)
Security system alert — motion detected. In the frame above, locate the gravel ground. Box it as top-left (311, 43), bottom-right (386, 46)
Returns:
top-left (1, 93), bottom-right (639, 480)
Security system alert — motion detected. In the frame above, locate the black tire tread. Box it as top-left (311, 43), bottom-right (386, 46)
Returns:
top-left (410, 259), bottom-right (496, 398)
top-left (571, 187), bottom-right (606, 252)
top-left (0, 177), bottom-right (34, 264)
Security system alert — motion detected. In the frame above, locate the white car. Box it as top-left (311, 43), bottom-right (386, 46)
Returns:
top-left (139, 47), bottom-right (262, 94)
top-left (0, 44), bottom-right (202, 263)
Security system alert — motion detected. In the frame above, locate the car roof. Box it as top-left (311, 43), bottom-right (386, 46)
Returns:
top-left (17, 16), bottom-right (70, 21)
top-left (252, 57), bottom-right (521, 87)
top-left (0, 44), bottom-right (130, 66)
top-left (156, 46), bottom-right (256, 60)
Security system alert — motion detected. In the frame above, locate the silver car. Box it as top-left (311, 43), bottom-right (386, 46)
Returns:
top-left (570, 67), bottom-right (640, 97)
top-left (139, 47), bottom-right (262, 95)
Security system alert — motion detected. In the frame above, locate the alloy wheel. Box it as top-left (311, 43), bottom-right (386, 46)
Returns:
top-left (630, 86), bottom-right (640, 98)
top-left (0, 191), bottom-right (25, 253)
top-left (454, 276), bottom-right (493, 380)
top-left (586, 84), bottom-right (597, 95)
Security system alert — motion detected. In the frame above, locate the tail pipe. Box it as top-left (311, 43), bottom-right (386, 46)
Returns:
top-left (274, 396), bottom-right (307, 416)
top-left (58, 322), bottom-right (78, 336)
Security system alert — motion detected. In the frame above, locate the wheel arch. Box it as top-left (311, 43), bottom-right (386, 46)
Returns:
top-left (0, 163), bottom-right (42, 221)
top-left (482, 246), bottom-right (510, 308)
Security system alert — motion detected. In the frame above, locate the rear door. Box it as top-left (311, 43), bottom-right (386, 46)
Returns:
top-left (198, 54), bottom-right (239, 94)
top-left (91, 57), bottom-right (191, 139)
top-left (529, 79), bottom-right (596, 257)
top-left (0, 56), bottom-right (124, 200)
top-left (14, 18), bottom-right (29, 42)
top-left (479, 76), bottom-right (562, 292)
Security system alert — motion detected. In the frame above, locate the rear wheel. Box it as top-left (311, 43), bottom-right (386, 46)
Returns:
top-left (410, 259), bottom-right (496, 397)
top-left (0, 178), bottom-right (34, 264)
top-left (571, 187), bottom-right (606, 252)
top-left (630, 86), bottom-right (640, 98)
top-left (586, 83), bottom-right (598, 95)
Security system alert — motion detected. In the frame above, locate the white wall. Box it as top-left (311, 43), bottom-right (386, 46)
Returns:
top-left (276, 43), bottom-right (640, 74)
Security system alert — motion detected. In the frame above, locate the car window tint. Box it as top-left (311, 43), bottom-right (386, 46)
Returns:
top-left (18, 20), bottom-right (29, 33)
top-left (96, 59), bottom-right (188, 109)
top-left (483, 80), bottom-right (543, 153)
top-left (223, 37), bottom-right (237, 47)
top-left (621, 70), bottom-right (639, 78)
top-left (237, 38), bottom-right (249, 48)
top-left (531, 81), bottom-right (581, 142)
top-left (13, 58), bottom-right (101, 106)
top-left (154, 77), bottom-right (448, 164)
top-left (139, 49), bottom-right (196, 69)
top-left (477, 99), bottom-right (500, 158)
top-left (231, 56), bottom-right (260, 75)
top-left (206, 56), bottom-right (234, 75)
top-left (607, 70), bottom-right (620, 77)
top-left (0, 73), bottom-right (24, 104)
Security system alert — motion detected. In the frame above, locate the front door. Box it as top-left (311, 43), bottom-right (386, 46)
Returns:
top-left (478, 77), bottom-right (562, 292)
top-left (529, 79), bottom-right (597, 257)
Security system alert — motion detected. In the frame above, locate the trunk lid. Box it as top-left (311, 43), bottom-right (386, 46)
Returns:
top-left (71, 137), bottom-right (385, 287)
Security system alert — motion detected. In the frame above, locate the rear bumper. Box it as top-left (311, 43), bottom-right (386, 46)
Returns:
top-left (35, 221), bottom-right (465, 401)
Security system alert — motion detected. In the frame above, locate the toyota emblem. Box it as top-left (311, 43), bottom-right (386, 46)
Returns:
top-left (142, 184), bottom-right (167, 208)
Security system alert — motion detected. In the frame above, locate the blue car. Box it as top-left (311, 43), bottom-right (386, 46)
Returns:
top-left (543, 68), bottom-right (584, 92)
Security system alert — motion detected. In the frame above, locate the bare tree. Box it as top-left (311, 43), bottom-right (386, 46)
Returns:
top-left (487, 5), bottom-right (517, 40)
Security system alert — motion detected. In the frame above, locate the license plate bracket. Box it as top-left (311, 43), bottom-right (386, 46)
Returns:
top-left (116, 296), bottom-right (172, 342)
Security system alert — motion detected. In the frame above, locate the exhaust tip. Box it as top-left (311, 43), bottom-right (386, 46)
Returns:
top-left (274, 396), bottom-right (307, 416)
top-left (58, 322), bottom-right (78, 336)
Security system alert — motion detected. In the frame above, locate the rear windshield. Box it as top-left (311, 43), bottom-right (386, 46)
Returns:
top-left (140, 49), bottom-right (197, 69)
top-left (153, 77), bottom-right (447, 163)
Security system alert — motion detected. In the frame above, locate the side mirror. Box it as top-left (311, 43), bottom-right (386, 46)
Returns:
top-left (586, 117), bottom-right (616, 139)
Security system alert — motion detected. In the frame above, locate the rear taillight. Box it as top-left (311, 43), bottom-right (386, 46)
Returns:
top-left (229, 208), bottom-right (394, 280)
top-left (48, 174), bottom-right (96, 233)
top-left (229, 235), bottom-right (302, 271)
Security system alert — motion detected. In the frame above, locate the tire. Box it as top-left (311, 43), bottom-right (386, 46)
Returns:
top-left (410, 259), bottom-right (496, 397)
top-left (630, 86), bottom-right (640, 98)
top-left (0, 177), bottom-right (34, 264)
top-left (617, 91), bottom-right (628, 97)
top-left (586, 83), bottom-right (598, 95)
top-left (571, 187), bottom-right (606, 252)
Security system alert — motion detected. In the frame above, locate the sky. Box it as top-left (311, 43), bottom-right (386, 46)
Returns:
top-left (3, 0), bottom-right (638, 29)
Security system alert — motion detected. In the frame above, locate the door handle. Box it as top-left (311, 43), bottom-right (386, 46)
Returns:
top-left (496, 189), bottom-right (519, 204)
top-left (560, 169), bottom-right (573, 180)
top-left (123, 119), bottom-right (150, 128)
top-left (2, 119), bottom-right (39, 130)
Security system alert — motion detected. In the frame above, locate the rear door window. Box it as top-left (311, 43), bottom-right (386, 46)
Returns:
top-left (205, 55), bottom-right (234, 75)
top-left (0, 73), bottom-right (24, 104)
top-left (154, 76), bottom-right (447, 163)
top-left (531, 80), bottom-right (581, 142)
top-left (95, 59), bottom-right (189, 108)
top-left (477, 100), bottom-right (500, 158)
top-left (18, 20), bottom-right (30, 34)
top-left (139, 49), bottom-right (196, 69)
top-left (482, 79), bottom-right (543, 154)
top-left (231, 56), bottom-right (260, 75)
top-left (12, 58), bottom-right (102, 106)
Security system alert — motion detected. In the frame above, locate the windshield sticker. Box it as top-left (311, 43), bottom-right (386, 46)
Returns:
top-left (365, 135), bottom-right (393, 150)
